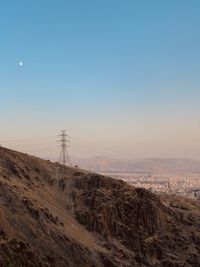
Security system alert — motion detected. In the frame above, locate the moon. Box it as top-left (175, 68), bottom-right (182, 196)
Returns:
top-left (18, 61), bottom-right (24, 67)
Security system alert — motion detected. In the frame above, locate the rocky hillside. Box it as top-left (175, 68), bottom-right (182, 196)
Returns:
top-left (1, 147), bottom-right (200, 266)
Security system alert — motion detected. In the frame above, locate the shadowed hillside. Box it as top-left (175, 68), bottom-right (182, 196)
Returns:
top-left (1, 147), bottom-right (200, 266)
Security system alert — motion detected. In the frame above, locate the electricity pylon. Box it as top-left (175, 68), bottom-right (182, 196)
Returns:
top-left (55, 130), bottom-right (72, 185)
top-left (58, 130), bottom-right (72, 167)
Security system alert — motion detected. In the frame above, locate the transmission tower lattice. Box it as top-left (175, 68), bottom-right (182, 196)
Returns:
top-left (57, 130), bottom-right (72, 167)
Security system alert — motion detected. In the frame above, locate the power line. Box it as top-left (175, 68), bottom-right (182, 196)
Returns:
top-left (71, 135), bottom-right (136, 159)
top-left (0, 136), bottom-right (55, 142)
top-left (1, 133), bottom-right (137, 160)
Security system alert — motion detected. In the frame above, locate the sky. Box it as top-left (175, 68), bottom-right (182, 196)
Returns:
top-left (0, 0), bottom-right (200, 160)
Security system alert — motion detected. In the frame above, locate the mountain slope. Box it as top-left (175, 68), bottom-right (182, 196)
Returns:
top-left (1, 147), bottom-right (200, 266)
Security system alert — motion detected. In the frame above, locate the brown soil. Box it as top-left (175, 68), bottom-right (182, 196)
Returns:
top-left (0, 147), bottom-right (200, 267)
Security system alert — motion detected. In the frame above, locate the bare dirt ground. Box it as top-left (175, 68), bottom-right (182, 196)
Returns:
top-left (1, 147), bottom-right (200, 267)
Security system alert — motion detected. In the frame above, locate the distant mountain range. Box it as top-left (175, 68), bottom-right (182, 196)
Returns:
top-left (73, 156), bottom-right (200, 176)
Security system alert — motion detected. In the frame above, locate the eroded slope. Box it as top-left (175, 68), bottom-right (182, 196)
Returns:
top-left (1, 147), bottom-right (200, 267)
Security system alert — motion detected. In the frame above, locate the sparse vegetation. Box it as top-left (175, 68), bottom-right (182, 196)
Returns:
top-left (1, 147), bottom-right (200, 266)
top-left (75, 211), bottom-right (87, 225)
top-left (73, 171), bottom-right (83, 177)
top-left (170, 202), bottom-right (189, 210)
top-left (5, 251), bottom-right (24, 267)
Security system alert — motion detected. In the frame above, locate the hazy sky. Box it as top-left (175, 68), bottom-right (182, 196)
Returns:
top-left (0, 0), bottom-right (200, 159)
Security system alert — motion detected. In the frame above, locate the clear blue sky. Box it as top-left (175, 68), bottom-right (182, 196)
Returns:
top-left (0, 0), bottom-right (200, 159)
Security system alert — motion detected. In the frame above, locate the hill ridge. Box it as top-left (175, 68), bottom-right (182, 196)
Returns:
top-left (1, 147), bottom-right (200, 266)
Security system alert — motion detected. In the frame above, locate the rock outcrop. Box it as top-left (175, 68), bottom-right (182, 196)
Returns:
top-left (1, 147), bottom-right (200, 266)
